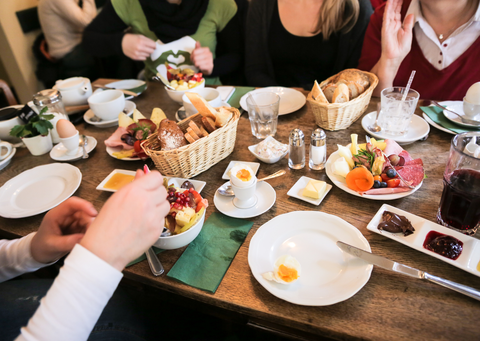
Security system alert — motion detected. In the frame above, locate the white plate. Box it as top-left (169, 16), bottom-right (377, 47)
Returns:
top-left (367, 204), bottom-right (480, 278)
top-left (0, 147), bottom-right (16, 171)
top-left (214, 181), bottom-right (275, 218)
top-left (240, 87), bottom-right (306, 115)
top-left (361, 111), bottom-right (430, 145)
top-left (97, 170), bottom-right (207, 193)
top-left (105, 146), bottom-right (141, 161)
top-left (0, 163), bottom-right (82, 218)
top-left (325, 150), bottom-right (422, 200)
top-left (440, 101), bottom-right (480, 129)
top-left (175, 101), bottom-right (231, 122)
top-left (287, 176), bottom-right (332, 205)
top-left (222, 161), bottom-right (260, 180)
top-left (105, 79), bottom-right (147, 99)
top-left (248, 211), bottom-right (372, 306)
top-left (84, 100), bottom-right (135, 128)
top-left (422, 113), bottom-right (455, 135)
top-left (50, 136), bottom-right (97, 161)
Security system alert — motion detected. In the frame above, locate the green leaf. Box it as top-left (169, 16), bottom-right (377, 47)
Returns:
top-left (33, 120), bottom-right (53, 136)
top-left (10, 125), bottom-right (25, 138)
top-left (40, 106), bottom-right (48, 115)
top-left (39, 114), bottom-right (54, 121)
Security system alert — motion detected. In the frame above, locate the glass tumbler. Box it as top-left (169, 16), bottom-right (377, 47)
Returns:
top-left (379, 87), bottom-right (419, 135)
top-left (246, 92), bottom-right (280, 139)
top-left (437, 132), bottom-right (480, 235)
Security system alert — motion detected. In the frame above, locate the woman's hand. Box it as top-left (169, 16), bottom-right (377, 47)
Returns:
top-left (80, 170), bottom-right (170, 271)
top-left (31, 197), bottom-right (98, 264)
top-left (371, 0), bottom-right (415, 95)
top-left (191, 41), bottom-right (214, 75)
top-left (121, 33), bottom-right (156, 61)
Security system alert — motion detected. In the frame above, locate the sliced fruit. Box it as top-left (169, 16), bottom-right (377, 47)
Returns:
top-left (345, 167), bottom-right (374, 192)
top-left (350, 134), bottom-right (359, 155)
top-left (118, 112), bottom-right (134, 128)
top-left (178, 207), bottom-right (205, 234)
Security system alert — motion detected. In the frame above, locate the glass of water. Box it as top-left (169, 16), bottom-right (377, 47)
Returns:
top-left (246, 92), bottom-right (280, 139)
top-left (379, 87), bottom-right (420, 135)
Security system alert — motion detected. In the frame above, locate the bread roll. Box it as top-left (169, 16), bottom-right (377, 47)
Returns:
top-left (311, 80), bottom-right (329, 104)
top-left (334, 69), bottom-right (370, 90)
top-left (157, 119), bottom-right (187, 150)
top-left (332, 83), bottom-right (349, 103)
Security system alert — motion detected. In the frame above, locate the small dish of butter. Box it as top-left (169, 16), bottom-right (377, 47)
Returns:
top-left (287, 176), bottom-right (332, 205)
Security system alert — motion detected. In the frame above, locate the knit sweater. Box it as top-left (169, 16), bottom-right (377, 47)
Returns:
top-left (38, 0), bottom-right (97, 59)
top-left (245, 0), bottom-right (373, 88)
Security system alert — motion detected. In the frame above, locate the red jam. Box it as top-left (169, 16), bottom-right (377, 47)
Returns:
top-left (423, 231), bottom-right (463, 260)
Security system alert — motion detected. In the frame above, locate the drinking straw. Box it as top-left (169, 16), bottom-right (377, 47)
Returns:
top-left (402, 70), bottom-right (416, 101)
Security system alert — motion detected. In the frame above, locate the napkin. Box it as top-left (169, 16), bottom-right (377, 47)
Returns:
top-left (420, 106), bottom-right (473, 134)
top-left (127, 247), bottom-right (164, 267)
top-left (227, 87), bottom-right (255, 109)
top-left (167, 212), bottom-right (253, 293)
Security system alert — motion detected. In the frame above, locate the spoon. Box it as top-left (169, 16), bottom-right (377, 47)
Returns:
top-left (432, 100), bottom-right (480, 126)
top-left (152, 74), bottom-right (176, 91)
top-left (217, 170), bottom-right (286, 197)
top-left (368, 102), bottom-right (382, 132)
top-left (145, 247), bottom-right (164, 276)
top-left (79, 135), bottom-right (89, 159)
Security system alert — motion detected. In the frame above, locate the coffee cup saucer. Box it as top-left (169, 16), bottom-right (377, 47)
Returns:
top-left (84, 100), bottom-right (135, 128)
top-left (214, 181), bottom-right (276, 218)
top-left (50, 136), bottom-right (97, 161)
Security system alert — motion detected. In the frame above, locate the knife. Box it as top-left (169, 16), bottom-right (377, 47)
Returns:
top-left (337, 241), bottom-right (480, 302)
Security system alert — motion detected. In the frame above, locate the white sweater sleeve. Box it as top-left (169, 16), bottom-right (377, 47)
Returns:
top-left (0, 233), bottom-right (55, 283)
top-left (16, 244), bottom-right (123, 341)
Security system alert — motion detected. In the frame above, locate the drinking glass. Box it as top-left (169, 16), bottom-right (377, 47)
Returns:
top-left (246, 92), bottom-right (280, 139)
top-left (379, 87), bottom-right (419, 135)
top-left (437, 132), bottom-right (480, 235)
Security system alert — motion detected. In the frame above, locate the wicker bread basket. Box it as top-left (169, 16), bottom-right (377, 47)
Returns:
top-left (307, 70), bottom-right (378, 131)
top-left (142, 107), bottom-right (240, 178)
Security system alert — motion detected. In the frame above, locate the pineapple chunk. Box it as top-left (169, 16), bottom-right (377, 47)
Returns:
top-left (175, 207), bottom-right (196, 227)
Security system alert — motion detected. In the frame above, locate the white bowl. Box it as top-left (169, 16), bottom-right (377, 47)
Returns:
top-left (153, 209), bottom-right (206, 250)
top-left (88, 89), bottom-right (125, 121)
top-left (165, 80), bottom-right (205, 104)
top-left (182, 88), bottom-right (221, 116)
top-left (248, 137), bottom-right (289, 163)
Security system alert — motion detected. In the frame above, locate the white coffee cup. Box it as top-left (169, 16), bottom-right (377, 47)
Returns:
top-left (0, 141), bottom-right (13, 160)
top-left (88, 90), bottom-right (125, 121)
top-left (55, 77), bottom-right (92, 106)
top-left (59, 130), bottom-right (79, 155)
top-left (230, 178), bottom-right (257, 209)
top-left (0, 105), bottom-right (23, 143)
top-left (182, 88), bottom-right (222, 117)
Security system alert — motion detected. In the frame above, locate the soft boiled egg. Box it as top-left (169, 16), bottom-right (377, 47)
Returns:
top-left (56, 119), bottom-right (77, 138)
top-left (262, 255), bottom-right (301, 284)
top-left (230, 164), bottom-right (256, 188)
top-left (465, 82), bottom-right (480, 105)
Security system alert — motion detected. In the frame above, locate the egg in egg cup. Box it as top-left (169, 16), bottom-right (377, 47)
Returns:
top-left (230, 164), bottom-right (257, 209)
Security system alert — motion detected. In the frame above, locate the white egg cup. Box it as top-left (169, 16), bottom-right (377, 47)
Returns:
top-left (59, 130), bottom-right (79, 155)
top-left (463, 97), bottom-right (480, 120)
top-left (231, 178), bottom-right (258, 209)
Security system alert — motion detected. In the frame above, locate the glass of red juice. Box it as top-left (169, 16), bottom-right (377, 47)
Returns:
top-left (437, 132), bottom-right (480, 235)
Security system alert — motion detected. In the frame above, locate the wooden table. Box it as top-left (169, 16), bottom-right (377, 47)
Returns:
top-left (1, 82), bottom-right (479, 341)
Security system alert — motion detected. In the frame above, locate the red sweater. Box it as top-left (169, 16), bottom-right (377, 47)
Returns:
top-left (358, 0), bottom-right (480, 100)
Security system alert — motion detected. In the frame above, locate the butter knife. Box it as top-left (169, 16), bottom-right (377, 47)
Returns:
top-left (337, 241), bottom-right (480, 302)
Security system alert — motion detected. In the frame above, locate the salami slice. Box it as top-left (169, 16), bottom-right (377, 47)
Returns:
top-left (395, 164), bottom-right (424, 187)
top-left (405, 158), bottom-right (423, 166)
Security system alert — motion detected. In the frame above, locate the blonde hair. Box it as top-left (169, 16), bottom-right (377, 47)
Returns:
top-left (315, 0), bottom-right (360, 40)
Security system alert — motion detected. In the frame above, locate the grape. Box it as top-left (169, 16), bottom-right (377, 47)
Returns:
top-left (388, 154), bottom-right (400, 166)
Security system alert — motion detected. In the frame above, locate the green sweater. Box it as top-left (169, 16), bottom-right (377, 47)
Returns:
top-left (112, 0), bottom-right (236, 84)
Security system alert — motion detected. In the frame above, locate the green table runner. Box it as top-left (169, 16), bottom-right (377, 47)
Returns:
top-left (227, 87), bottom-right (255, 109)
top-left (167, 212), bottom-right (253, 293)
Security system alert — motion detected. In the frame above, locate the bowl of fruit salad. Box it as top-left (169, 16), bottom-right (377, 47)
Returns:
top-left (154, 180), bottom-right (208, 250)
top-left (164, 65), bottom-right (205, 104)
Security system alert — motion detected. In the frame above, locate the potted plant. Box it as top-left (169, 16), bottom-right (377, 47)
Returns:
top-left (10, 107), bottom-right (54, 156)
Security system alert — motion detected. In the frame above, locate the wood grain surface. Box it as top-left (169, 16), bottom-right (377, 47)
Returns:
top-left (1, 81), bottom-right (479, 341)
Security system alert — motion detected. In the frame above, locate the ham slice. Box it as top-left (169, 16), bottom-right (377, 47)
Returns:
top-left (362, 187), bottom-right (411, 195)
top-left (104, 127), bottom-right (134, 150)
top-left (383, 139), bottom-right (404, 156)
top-left (399, 150), bottom-right (413, 162)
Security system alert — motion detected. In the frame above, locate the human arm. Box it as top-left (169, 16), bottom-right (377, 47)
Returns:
top-left (16, 171), bottom-right (169, 340)
top-left (360, 0), bottom-right (414, 96)
top-left (244, 0), bottom-right (278, 87)
top-left (51, 0), bottom-right (97, 29)
top-left (0, 197), bottom-right (97, 283)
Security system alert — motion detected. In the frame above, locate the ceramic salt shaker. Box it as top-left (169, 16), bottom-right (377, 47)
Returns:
top-left (309, 128), bottom-right (326, 170)
top-left (288, 128), bottom-right (305, 169)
